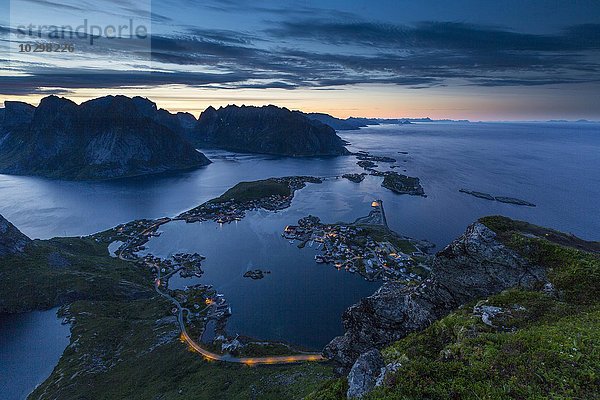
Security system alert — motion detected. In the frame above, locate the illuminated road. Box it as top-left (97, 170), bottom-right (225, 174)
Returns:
top-left (154, 276), bottom-right (327, 365)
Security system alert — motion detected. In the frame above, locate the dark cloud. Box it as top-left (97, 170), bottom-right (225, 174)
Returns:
top-left (0, 69), bottom-right (257, 96)
top-left (472, 77), bottom-right (600, 87)
top-left (198, 0), bottom-right (359, 20)
top-left (21, 0), bottom-right (87, 12)
top-left (267, 20), bottom-right (600, 51)
top-left (2, 17), bottom-right (599, 96)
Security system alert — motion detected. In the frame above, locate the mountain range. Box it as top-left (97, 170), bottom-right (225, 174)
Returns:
top-left (0, 96), bottom-right (350, 180)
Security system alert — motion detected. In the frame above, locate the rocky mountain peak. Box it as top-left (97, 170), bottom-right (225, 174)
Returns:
top-left (1, 101), bottom-right (36, 129)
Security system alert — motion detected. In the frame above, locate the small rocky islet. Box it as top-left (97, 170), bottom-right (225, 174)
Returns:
top-left (342, 173), bottom-right (367, 183)
top-left (381, 172), bottom-right (426, 196)
top-left (351, 151), bottom-right (426, 196)
top-left (460, 189), bottom-right (536, 207)
top-left (243, 269), bottom-right (271, 280)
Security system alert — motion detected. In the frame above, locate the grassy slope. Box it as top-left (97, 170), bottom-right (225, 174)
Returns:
top-left (361, 225), bottom-right (417, 254)
top-left (0, 236), bottom-right (152, 313)
top-left (31, 297), bottom-right (334, 400)
top-left (211, 179), bottom-right (291, 203)
top-left (308, 216), bottom-right (600, 399)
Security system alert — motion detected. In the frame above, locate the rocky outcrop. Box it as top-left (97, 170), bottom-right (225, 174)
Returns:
top-left (323, 221), bottom-right (547, 369)
top-left (0, 214), bottom-right (31, 256)
top-left (346, 349), bottom-right (385, 398)
top-left (131, 96), bottom-right (197, 138)
top-left (191, 105), bottom-right (349, 156)
top-left (0, 95), bottom-right (211, 180)
top-left (304, 112), bottom-right (371, 130)
top-left (1, 101), bottom-right (35, 130)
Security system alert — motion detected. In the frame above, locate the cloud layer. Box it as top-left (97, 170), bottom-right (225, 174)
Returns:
top-left (1, 3), bottom-right (599, 96)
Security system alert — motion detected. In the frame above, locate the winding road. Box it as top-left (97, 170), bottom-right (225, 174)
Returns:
top-left (154, 277), bottom-right (326, 365)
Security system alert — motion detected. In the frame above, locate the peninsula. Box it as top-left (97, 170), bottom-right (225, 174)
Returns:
top-left (283, 201), bottom-right (432, 282)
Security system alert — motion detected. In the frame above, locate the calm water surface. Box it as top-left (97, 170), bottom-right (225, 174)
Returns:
top-left (0, 309), bottom-right (70, 400)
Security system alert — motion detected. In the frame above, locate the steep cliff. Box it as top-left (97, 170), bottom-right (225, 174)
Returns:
top-left (0, 95), bottom-right (210, 180)
top-left (191, 105), bottom-right (349, 156)
top-left (324, 217), bottom-right (600, 369)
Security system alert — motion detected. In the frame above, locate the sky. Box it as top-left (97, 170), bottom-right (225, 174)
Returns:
top-left (1, 0), bottom-right (599, 120)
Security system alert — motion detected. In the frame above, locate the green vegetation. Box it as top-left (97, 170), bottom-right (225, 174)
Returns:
top-left (362, 225), bottom-right (417, 254)
top-left (481, 215), bottom-right (600, 305)
top-left (211, 178), bottom-right (291, 203)
top-left (370, 298), bottom-right (600, 399)
top-left (237, 342), bottom-right (298, 357)
top-left (480, 215), bottom-right (600, 253)
top-left (31, 297), bottom-right (334, 400)
top-left (0, 236), bottom-right (152, 313)
top-left (305, 379), bottom-right (349, 400)
top-left (308, 219), bottom-right (600, 399)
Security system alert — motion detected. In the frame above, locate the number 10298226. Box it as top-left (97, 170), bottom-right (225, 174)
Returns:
top-left (18, 43), bottom-right (75, 52)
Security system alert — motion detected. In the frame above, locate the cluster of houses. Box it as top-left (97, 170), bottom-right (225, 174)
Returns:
top-left (100, 217), bottom-right (171, 261)
top-left (181, 199), bottom-right (246, 224)
top-left (283, 215), bottom-right (423, 282)
top-left (179, 194), bottom-right (293, 224)
top-left (179, 176), bottom-right (321, 224)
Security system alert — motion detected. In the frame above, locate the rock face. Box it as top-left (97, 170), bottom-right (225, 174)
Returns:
top-left (191, 105), bottom-right (349, 156)
top-left (1, 101), bottom-right (35, 130)
top-left (131, 96), bottom-right (198, 138)
top-left (323, 221), bottom-right (547, 369)
top-left (0, 95), bottom-right (211, 180)
top-left (346, 349), bottom-right (385, 399)
top-left (0, 214), bottom-right (31, 256)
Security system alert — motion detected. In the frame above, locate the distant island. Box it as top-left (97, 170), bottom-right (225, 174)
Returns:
top-left (0, 95), bottom-right (211, 180)
top-left (459, 189), bottom-right (536, 207)
top-left (304, 113), bottom-right (470, 130)
top-left (189, 105), bottom-right (349, 156)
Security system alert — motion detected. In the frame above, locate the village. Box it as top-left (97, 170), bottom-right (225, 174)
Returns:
top-left (282, 201), bottom-right (429, 282)
top-left (144, 251), bottom-right (234, 348)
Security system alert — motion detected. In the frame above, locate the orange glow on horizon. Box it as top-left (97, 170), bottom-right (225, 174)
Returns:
top-left (3, 81), bottom-right (596, 121)
top-left (1, 83), bottom-right (592, 122)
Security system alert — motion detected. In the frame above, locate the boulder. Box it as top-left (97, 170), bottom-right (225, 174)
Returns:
top-left (347, 349), bottom-right (385, 399)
